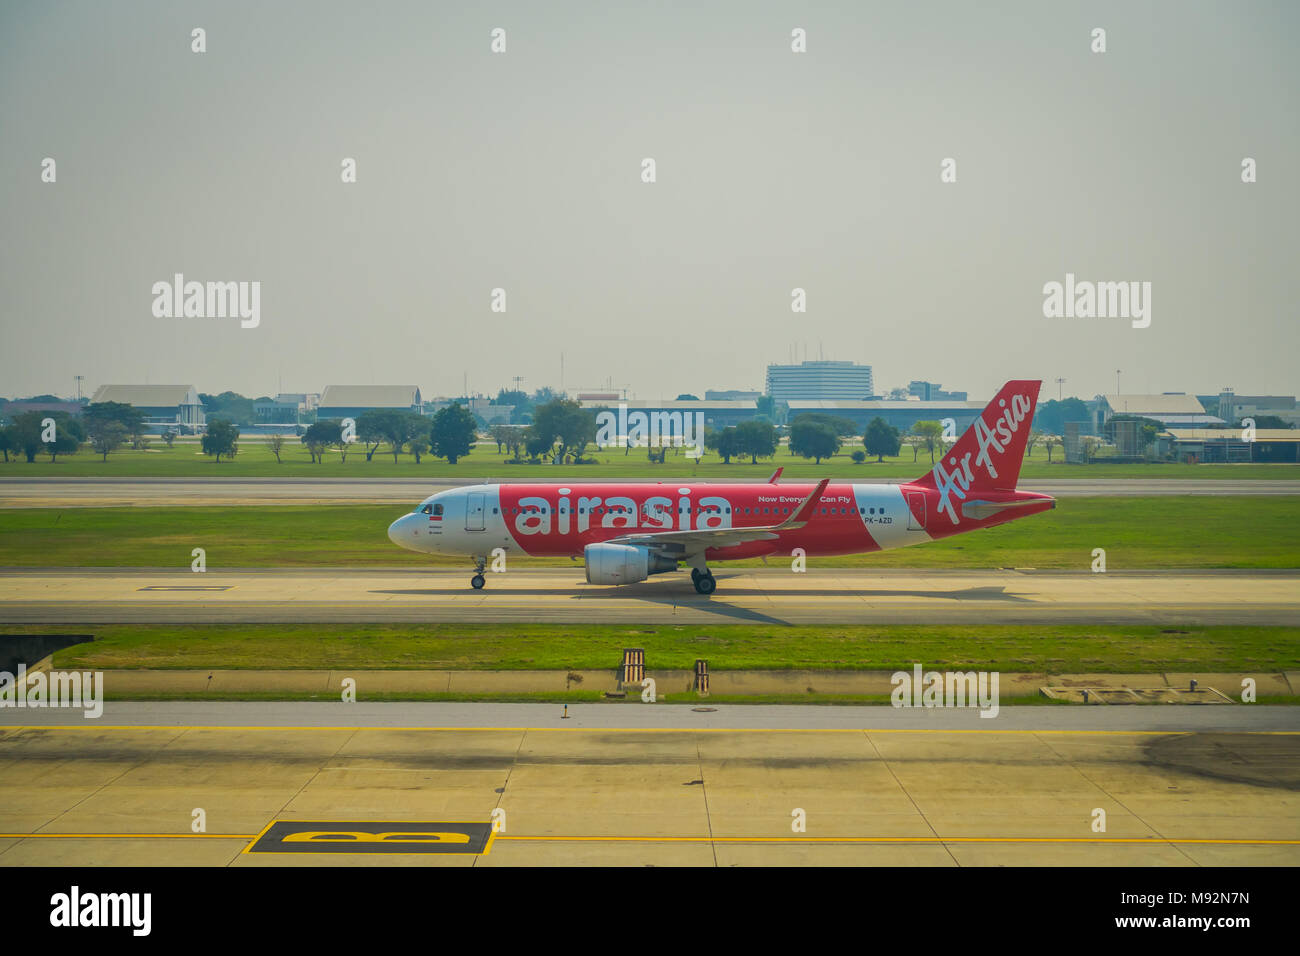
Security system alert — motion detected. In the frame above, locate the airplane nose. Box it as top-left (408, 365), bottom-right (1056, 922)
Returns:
top-left (388, 515), bottom-right (410, 548)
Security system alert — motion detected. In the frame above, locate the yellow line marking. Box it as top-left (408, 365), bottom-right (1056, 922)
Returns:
top-left (4, 833), bottom-right (1292, 846)
top-left (3, 726), bottom-right (1297, 735)
top-left (0, 833), bottom-right (255, 839)
top-left (494, 836), bottom-right (1300, 845)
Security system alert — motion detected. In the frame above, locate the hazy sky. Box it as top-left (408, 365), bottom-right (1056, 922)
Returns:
top-left (2, 1), bottom-right (1296, 403)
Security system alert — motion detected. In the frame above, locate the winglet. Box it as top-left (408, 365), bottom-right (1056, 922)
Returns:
top-left (777, 478), bottom-right (829, 530)
top-left (767, 466), bottom-right (783, 484)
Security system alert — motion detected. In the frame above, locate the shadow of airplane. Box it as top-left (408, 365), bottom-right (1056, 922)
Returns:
top-left (369, 578), bottom-right (1035, 626)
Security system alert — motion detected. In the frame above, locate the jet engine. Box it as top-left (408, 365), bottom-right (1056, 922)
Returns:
top-left (584, 543), bottom-right (676, 585)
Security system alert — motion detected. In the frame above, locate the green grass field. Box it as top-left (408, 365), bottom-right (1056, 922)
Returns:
top-left (39, 622), bottom-right (1300, 673)
top-left (3, 497), bottom-right (1297, 568)
top-left (4, 438), bottom-right (1298, 479)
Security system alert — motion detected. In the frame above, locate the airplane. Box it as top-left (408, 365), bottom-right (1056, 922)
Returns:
top-left (387, 380), bottom-right (1055, 593)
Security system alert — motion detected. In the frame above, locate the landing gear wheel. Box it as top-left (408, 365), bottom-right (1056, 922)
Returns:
top-left (471, 574), bottom-right (486, 590)
top-left (693, 573), bottom-right (716, 595)
top-left (690, 568), bottom-right (702, 583)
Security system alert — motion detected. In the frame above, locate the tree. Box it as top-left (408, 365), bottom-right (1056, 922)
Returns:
top-left (355, 409), bottom-right (398, 462)
top-left (9, 412), bottom-right (45, 463)
top-left (676, 394), bottom-right (699, 401)
top-left (407, 435), bottom-right (429, 463)
top-left (1045, 435), bottom-right (1061, 463)
top-left (202, 418), bottom-right (239, 462)
top-left (1028, 429), bottom-right (1044, 458)
top-left (267, 434), bottom-right (286, 463)
top-left (755, 394), bottom-right (776, 421)
top-left (789, 420), bottom-right (841, 464)
top-left (911, 420), bottom-right (945, 464)
top-left (530, 398), bottom-right (596, 463)
top-left (1245, 414), bottom-right (1290, 429)
top-left (734, 420), bottom-right (777, 464)
top-left (90, 421), bottom-right (128, 461)
top-left (1034, 398), bottom-right (1089, 436)
top-left (704, 426), bottom-right (742, 464)
top-left (161, 429), bottom-right (176, 448)
top-left (84, 401), bottom-right (144, 437)
top-left (851, 450), bottom-right (866, 464)
top-left (86, 402), bottom-right (143, 463)
top-left (10, 411), bottom-right (82, 463)
top-left (489, 424), bottom-right (513, 453)
top-left (0, 426), bottom-right (13, 462)
top-left (790, 412), bottom-right (856, 437)
top-left (301, 420), bottom-right (339, 464)
top-left (863, 417), bottom-right (901, 462)
top-left (199, 391), bottom-right (255, 426)
top-left (430, 404), bottom-right (476, 464)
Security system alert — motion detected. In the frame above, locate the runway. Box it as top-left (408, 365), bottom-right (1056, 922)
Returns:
top-left (2, 567), bottom-right (1297, 625)
top-left (2, 476), bottom-right (1297, 507)
top-left (2, 704), bottom-right (1296, 866)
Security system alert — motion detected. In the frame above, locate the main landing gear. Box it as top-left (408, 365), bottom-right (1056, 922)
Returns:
top-left (471, 556), bottom-right (486, 590)
top-left (690, 567), bottom-right (717, 595)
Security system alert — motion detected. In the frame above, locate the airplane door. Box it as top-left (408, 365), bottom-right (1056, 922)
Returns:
top-left (907, 492), bottom-right (926, 530)
top-left (465, 493), bottom-right (485, 532)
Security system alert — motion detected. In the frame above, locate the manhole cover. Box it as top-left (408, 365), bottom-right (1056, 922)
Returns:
top-left (692, 707), bottom-right (717, 713)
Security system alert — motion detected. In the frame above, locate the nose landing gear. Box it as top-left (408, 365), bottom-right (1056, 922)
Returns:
top-left (471, 556), bottom-right (487, 590)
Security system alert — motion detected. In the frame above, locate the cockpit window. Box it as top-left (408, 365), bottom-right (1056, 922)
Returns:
top-left (432, 503), bottom-right (443, 516)
top-left (420, 504), bottom-right (433, 515)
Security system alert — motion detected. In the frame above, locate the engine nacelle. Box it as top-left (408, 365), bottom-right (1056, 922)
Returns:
top-left (584, 543), bottom-right (676, 585)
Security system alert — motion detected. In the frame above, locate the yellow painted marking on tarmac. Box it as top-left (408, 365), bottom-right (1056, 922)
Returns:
top-left (2, 833), bottom-right (1293, 846)
top-left (0, 833), bottom-right (256, 839)
top-left (5, 725), bottom-right (1298, 736)
top-left (495, 836), bottom-right (1300, 845)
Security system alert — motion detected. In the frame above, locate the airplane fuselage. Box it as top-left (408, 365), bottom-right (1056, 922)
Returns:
top-left (387, 479), bottom-right (1055, 562)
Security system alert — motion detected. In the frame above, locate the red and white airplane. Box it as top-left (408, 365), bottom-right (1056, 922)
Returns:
top-left (388, 380), bottom-right (1055, 593)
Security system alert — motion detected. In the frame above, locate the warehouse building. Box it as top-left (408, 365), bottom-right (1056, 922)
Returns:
top-left (1157, 428), bottom-right (1300, 463)
top-left (785, 398), bottom-right (985, 433)
top-left (1097, 393), bottom-right (1224, 428)
top-left (317, 385), bottom-right (422, 420)
top-left (88, 384), bottom-right (205, 432)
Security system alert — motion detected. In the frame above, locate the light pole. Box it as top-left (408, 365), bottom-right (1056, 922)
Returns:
top-left (1055, 377), bottom-right (1065, 401)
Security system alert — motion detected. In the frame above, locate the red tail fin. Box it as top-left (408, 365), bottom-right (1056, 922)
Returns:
top-left (913, 380), bottom-right (1041, 492)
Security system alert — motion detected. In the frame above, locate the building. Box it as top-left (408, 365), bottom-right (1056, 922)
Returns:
top-left (785, 398), bottom-right (985, 433)
top-left (88, 385), bottom-right (205, 431)
top-left (253, 396), bottom-right (302, 425)
top-left (765, 361), bottom-right (874, 402)
top-left (1214, 392), bottom-right (1300, 428)
top-left (1097, 393), bottom-right (1224, 429)
top-left (425, 397), bottom-right (514, 424)
top-left (705, 389), bottom-right (762, 401)
top-left (317, 385), bottom-right (422, 420)
top-left (1157, 428), bottom-right (1300, 463)
top-left (908, 381), bottom-right (968, 402)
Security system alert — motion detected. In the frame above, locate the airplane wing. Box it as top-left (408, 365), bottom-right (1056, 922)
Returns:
top-left (605, 478), bottom-right (829, 558)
